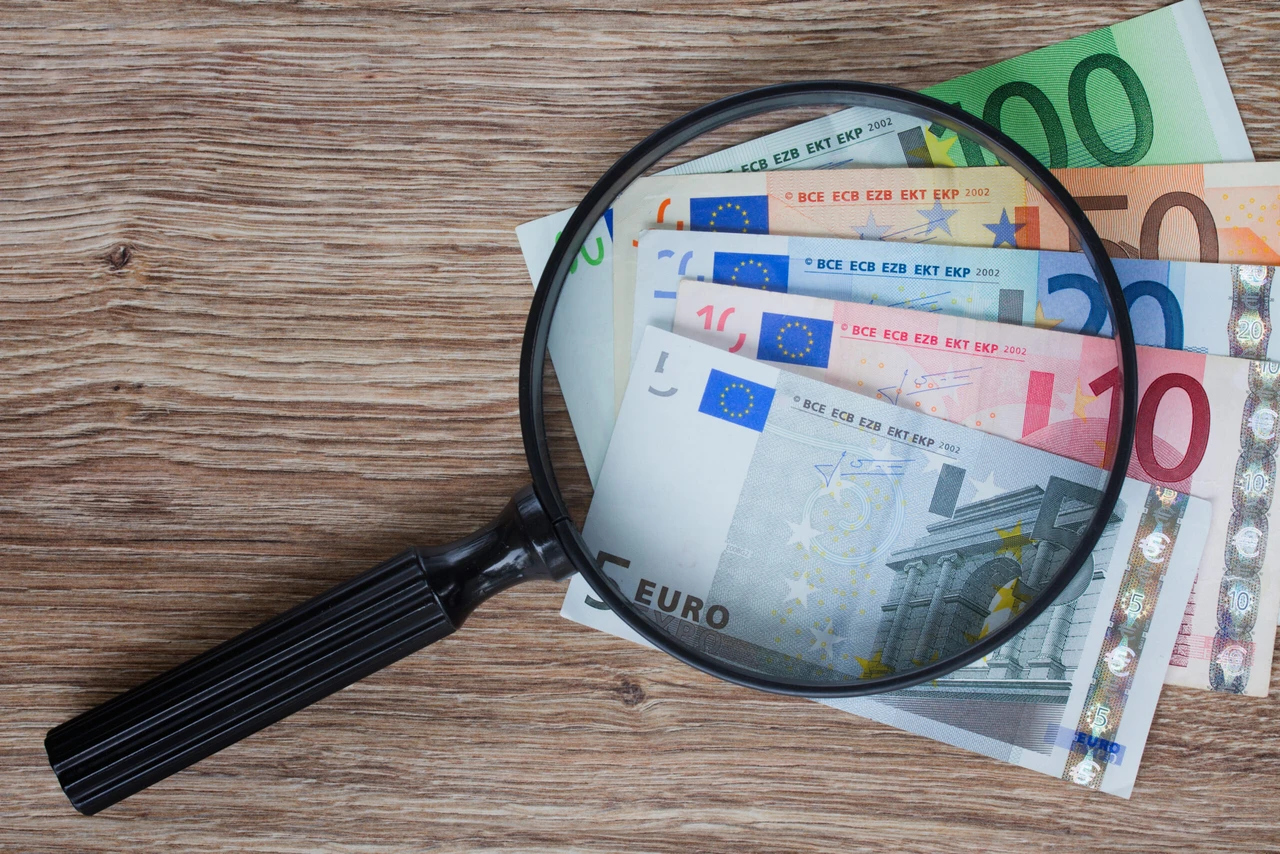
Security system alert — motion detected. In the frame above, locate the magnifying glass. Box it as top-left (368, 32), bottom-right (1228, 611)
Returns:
top-left (45, 81), bottom-right (1138, 815)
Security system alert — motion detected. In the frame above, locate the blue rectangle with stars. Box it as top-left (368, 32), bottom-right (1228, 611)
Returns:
top-left (712, 251), bottom-right (790, 292)
top-left (689, 195), bottom-right (770, 234)
top-left (697, 369), bottom-right (774, 432)
top-left (757, 312), bottom-right (833, 369)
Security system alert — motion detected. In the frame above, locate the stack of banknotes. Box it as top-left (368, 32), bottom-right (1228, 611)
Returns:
top-left (516, 0), bottom-right (1271, 797)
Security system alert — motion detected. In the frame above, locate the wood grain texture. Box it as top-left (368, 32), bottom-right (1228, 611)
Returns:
top-left (2, 1), bottom-right (1280, 851)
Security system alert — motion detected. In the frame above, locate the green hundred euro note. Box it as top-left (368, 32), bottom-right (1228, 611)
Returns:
top-left (918, 0), bottom-right (1247, 169)
top-left (515, 0), bottom-right (1251, 482)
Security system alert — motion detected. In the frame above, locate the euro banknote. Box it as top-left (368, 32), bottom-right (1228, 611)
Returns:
top-left (612, 161), bottom-right (1280, 405)
top-left (515, 0), bottom-right (1250, 483)
top-left (673, 279), bottom-right (1276, 696)
top-left (631, 229), bottom-right (1280, 368)
top-left (566, 325), bottom-right (1209, 797)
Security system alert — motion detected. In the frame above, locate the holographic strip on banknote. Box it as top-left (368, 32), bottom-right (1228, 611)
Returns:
top-left (1209, 362), bottom-right (1280, 690)
top-left (1063, 486), bottom-right (1190, 790)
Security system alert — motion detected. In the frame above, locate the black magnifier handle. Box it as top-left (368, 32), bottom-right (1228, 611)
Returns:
top-left (45, 485), bottom-right (569, 816)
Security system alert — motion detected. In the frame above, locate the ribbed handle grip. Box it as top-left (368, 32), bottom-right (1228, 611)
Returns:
top-left (46, 548), bottom-right (452, 815)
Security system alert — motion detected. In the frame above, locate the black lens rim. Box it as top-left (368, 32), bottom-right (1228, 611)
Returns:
top-left (518, 81), bottom-right (1138, 697)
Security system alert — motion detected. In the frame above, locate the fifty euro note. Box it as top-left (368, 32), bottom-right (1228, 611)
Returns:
top-left (565, 326), bottom-right (1210, 797)
top-left (673, 279), bottom-right (1277, 697)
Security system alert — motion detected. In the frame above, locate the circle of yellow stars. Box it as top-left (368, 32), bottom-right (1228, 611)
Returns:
top-left (708, 202), bottom-right (751, 233)
top-left (730, 258), bottom-right (772, 289)
top-left (775, 320), bottom-right (815, 360)
top-left (718, 381), bottom-right (755, 419)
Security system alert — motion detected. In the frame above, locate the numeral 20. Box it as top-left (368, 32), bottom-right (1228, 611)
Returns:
top-left (1046, 273), bottom-right (1185, 349)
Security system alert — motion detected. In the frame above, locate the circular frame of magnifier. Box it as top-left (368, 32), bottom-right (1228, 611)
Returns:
top-left (520, 81), bottom-right (1139, 698)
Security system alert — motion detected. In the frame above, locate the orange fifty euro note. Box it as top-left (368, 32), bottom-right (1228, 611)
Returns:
top-left (611, 162), bottom-right (1280, 402)
top-left (673, 278), bottom-right (1280, 697)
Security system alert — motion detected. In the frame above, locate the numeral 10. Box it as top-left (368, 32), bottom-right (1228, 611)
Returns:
top-left (1084, 367), bottom-right (1210, 483)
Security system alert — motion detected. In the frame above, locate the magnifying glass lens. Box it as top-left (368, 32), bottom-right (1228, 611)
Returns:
top-left (539, 96), bottom-right (1131, 692)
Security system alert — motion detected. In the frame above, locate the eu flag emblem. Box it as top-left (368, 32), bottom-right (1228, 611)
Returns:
top-left (697, 369), bottom-right (775, 432)
top-left (690, 195), bottom-right (770, 234)
top-left (757, 312), bottom-right (833, 368)
top-left (712, 252), bottom-right (790, 292)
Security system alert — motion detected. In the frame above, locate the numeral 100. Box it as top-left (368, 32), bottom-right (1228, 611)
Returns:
top-left (951, 53), bottom-right (1153, 168)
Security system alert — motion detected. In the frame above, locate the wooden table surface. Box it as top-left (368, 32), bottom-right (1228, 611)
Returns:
top-left (3, 2), bottom-right (1280, 851)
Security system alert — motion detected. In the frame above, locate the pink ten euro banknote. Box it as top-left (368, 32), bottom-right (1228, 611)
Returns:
top-left (673, 278), bottom-right (1280, 697)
